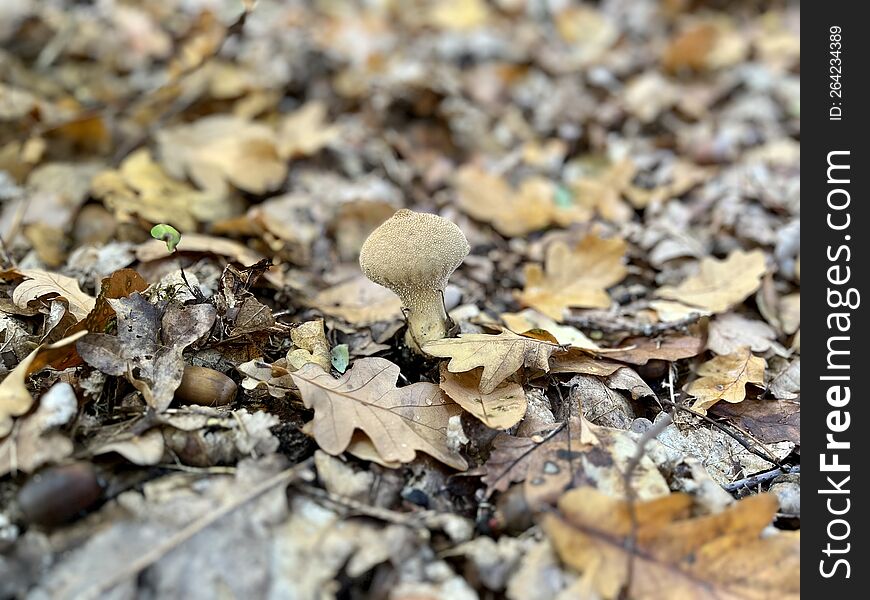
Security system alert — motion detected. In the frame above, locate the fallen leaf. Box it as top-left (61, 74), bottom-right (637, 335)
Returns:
top-left (12, 269), bottom-right (96, 321)
top-left (237, 358), bottom-right (296, 398)
top-left (91, 149), bottom-right (237, 231)
top-left (685, 347), bottom-right (766, 412)
top-left (76, 294), bottom-right (216, 411)
top-left (525, 415), bottom-right (668, 510)
top-left (544, 488), bottom-right (799, 600)
top-left (501, 309), bottom-right (600, 351)
top-left (655, 249), bottom-right (767, 314)
top-left (768, 357), bottom-right (800, 400)
top-left (439, 366), bottom-right (527, 430)
top-left (278, 101), bottom-right (340, 158)
top-left (291, 358), bottom-right (467, 470)
top-left (0, 331), bottom-right (87, 438)
top-left (549, 349), bottom-right (623, 376)
top-left (707, 313), bottom-right (786, 356)
top-left (568, 158), bottom-right (635, 222)
top-left (156, 115), bottom-right (286, 196)
top-left (517, 233), bottom-right (628, 320)
top-left (310, 276), bottom-right (403, 326)
top-left (0, 382), bottom-right (77, 475)
top-left (605, 334), bottom-right (703, 365)
top-left (287, 319), bottom-right (332, 372)
top-left (712, 398), bottom-right (799, 444)
top-left (423, 330), bottom-right (562, 395)
top-left (454, 166), bottom-right (557, 237)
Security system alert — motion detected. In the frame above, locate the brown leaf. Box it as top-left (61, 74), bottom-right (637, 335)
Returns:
top-left (605, 334), bottom-right (703, 365)
top-left (290, 358), bottom-right (467, 470)
top-left (517, 233), bottom-right (627, 320)
top-left (501, 309), bottom-right (600, 351)
top-left (544, 488), bottom-right (799, 600)
top-left (76, 295), bottom-right (216, 412)
top-left (707, 313), bottom-right (784, 356)
top-left (712, 398), bottom-right (799, 445)
top-left (549, 349), bottom-right (623, 376)
top-left (91, 150), bottom-right (239, 231)
top-left (0, 331), bottom-right (87, 438)
top-left (481, 416), bottom-right (668, 508)
top-left (156, 115), bottom-right (286, 196)
top-left (454, 166), bottom-right (572, 237)
top-left (439, 366), bottom-right (527, 430)
top-left (310, 276), bottom-right (403, 326)
top-left (12, 269), bottom-right (96, 321)
top-left (524, 416), bottom-right (668, 510)
top-left (423, 330), bottom-right (562, 395)
top-left (287, 320), bottom-right (332, 372)
top-left (654, 249), bottom-right (767, 314)
top-left (685, 347), bottom-right (766, 413)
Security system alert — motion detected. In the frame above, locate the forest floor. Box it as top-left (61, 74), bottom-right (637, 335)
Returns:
top-left (1, 1), bottom-right (800, 598)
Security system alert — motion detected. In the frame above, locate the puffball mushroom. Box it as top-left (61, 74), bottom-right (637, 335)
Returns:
top-left (359, 209), bottom-right (470, 352)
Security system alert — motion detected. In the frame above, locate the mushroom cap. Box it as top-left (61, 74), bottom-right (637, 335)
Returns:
top-left (359, 209), bottom-right (470, 300)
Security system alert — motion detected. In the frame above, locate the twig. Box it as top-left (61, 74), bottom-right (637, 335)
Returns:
top-left (620, 365), bottom-right (676, 599)
top-left (657, 396), bottom-right (785, 468)
top-left (723, 465), bottom-right (800, 495)
top-left (77, 459), bottom-right (313, 600)
top-left (564, 312), bottom-right (702, 337)
top-left (296, 484), bottom-right (430, 534)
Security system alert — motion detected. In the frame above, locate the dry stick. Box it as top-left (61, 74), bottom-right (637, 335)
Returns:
top-left (723, 465), bottom-right (801, 495)
top-left (564, 312), bottom-right (702, 337)
top-left (77, 460), bottom-right (313, 600)
top-left (656, 395), bottom-right (785, 468)
top-left (619, 365), bottom-right (677, 600)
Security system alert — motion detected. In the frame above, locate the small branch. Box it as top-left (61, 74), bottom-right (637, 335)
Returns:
top-left (723, 465), bottom-right (800, 495)
top-left (78, 459), bottom-right (313, 600)
top-left (657, 396), bottom-right (786, 468)
top-left (565, 312), bottom-right (702, 337)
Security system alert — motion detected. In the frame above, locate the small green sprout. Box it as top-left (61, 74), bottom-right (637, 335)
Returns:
top-left (150, 224), bottom-right (182, 253)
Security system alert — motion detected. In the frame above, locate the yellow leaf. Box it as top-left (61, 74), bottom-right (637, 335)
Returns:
top-left (156, 115), bottom-right (286, 196)
top-left (454, 165), bottom-right (555, 237)
top-left (287, 319), bottom-right (332, 372)
top-left (517, 233), bottom-right (627, 320)
top-left (423, 330), bottom-right (562, 394)
top-left (13, 269), bottom-right (96, 321)
top-left (439, 366), bottom-right (527, 430)
top-left (0, 331), bottom-right (88, 438)
top-left (279, 101), bottom-right (340, 158)
top-left (91, 149), bottom-right (236, 230)
top-left (685, 347), bottom-right (766, 412)
top-left (655, 249), bottom-right (767, 314)
top-left (544, 488), bottom-right (799, 600)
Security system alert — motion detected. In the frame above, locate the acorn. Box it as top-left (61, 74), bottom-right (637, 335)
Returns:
top-left (18, 462), bottom-right (103, 526)
top-left (174, 365), bottom-right (237, 407)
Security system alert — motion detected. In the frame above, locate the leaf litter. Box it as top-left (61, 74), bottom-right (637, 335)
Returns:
top-left (0, 0), bottom-right (800, 598)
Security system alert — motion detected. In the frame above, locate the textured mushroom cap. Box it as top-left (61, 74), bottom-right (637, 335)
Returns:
top-left (359, 209), bottom-right (470, 300)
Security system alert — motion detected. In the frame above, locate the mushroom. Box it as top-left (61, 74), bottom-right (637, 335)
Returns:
top-left (359, 209), bottom-right (470, 352)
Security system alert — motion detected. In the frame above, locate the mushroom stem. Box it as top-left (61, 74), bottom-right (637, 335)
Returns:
top-left (404, 288), bottom-right (450, 351)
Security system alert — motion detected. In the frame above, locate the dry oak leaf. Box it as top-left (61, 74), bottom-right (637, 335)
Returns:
top-left (604, 334), bottom-right (704, 365)
top-left (279, 101), bottom-right (340, 158)
top-left (544, 488), bottom-right (799, 600)
top-left (685, 347), bottom-right (766, 413)
top-left (13, 269), bottom-right (96, 321)
top-left (0, 331), bottom-right (87, 438)
top-left (517, 233), bottom-right (628, 321)
top-left (439, 365), bottom-right (527, 430)
top-left (654, 249), bottom-right (767, 314)
top-left (501, 309), bottom-right (600, 351)
top-left (454, 166), bottom-right (590, 237)
top-left (422, 330), bottom-right (562, 395)
top-left (90, 149), bottom-right (236, 231)
top-left (156, 115), bottom-right (286, 196)
top-left (309, 275), bottom-right (403, 326)
top-left (290, 359), bottom-right (467, 470)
